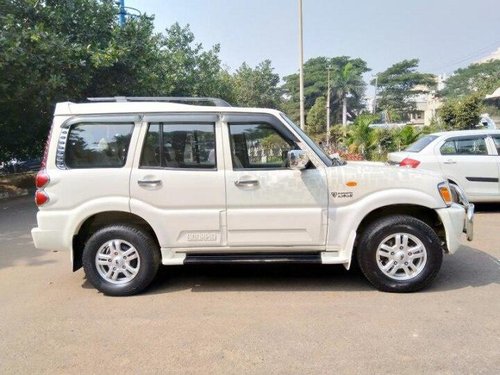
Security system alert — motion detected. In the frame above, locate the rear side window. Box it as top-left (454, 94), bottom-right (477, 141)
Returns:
top-left (140, 123), bottom-right (216, 169)
top-left (65, 123), bottom-right (134, 168)
top-left (404, 135), bottom-right (438, 152)
top-left (440, 137), bottom-right (488, 155)
top-left (492, 136), bottom-right (500, 154)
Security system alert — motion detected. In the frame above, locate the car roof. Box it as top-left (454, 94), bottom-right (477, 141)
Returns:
top-left (430, 129), bottom-right (500, 137)
top-left (54, 101), bottom-right (281, 117)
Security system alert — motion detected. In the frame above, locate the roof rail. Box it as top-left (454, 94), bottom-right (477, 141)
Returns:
top-left (87, 96), bottom-right (232, 107)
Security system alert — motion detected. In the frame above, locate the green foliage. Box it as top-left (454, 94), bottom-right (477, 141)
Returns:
top-left (440, 60), bottom-right (500, 99)
top-left (346, 114), bottom-right (378, 158)
top-left (374, 59), bottom-right (436, 121)
top-left (439, 94), bottom-right (483, 130)
top-left (231, 60), bottom-right (282, 108)
top-left (282, 56), bottom-right (370, 124)
top-left (306, 96), bottom-right (327, 134)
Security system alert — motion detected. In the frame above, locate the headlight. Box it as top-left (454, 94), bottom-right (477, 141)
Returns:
top-left (438, 182), bottom-right (453, 206)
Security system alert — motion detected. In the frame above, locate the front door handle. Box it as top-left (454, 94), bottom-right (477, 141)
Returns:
top-left (138, 179), bottom-right (162, 187)
top-left (443, 159), bottom-right (457, 165)
top-left (234, 179), bottom-right (259, 187)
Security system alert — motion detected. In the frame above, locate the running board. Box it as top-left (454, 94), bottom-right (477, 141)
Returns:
top-left (183, 253), bottom-right (322, 265)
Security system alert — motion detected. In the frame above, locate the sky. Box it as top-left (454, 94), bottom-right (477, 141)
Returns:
top-left (125, 0), bottom-right (500, 86)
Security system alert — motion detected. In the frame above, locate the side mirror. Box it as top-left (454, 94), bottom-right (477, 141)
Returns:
top-left (287, 150), bottom-right (309, 170)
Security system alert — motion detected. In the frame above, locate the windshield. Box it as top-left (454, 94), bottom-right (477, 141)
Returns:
top-left (280, 113), bottom-right (333, 166)
top-left (405, 135), bottom-right (438, 152)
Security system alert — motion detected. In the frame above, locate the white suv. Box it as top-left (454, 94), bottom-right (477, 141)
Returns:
top-left (31, 97), bottom-right (473, 295)
top-left (388, 130), bottom-right (500, 202)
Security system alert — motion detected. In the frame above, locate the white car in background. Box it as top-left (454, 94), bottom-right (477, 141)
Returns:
top-left (388, 130), bottom-right (500, 202)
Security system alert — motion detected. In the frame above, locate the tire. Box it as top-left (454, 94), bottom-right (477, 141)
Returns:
top-left (357, 215), bottom-right (443, 293)
top-left (82, 225), bottom-right (160, 296)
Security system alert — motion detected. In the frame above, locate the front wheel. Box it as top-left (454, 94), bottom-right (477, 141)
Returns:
top-left (357, 215), bottom-right (443, 292)
top-left (82, 225), bottom-right (160, 296)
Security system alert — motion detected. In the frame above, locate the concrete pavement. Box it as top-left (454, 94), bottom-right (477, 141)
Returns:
top-left (0, 196), bottom-right (499, 374)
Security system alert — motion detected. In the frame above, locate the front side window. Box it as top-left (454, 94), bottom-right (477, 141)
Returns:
top-left (228, 123), bottom-right (298, 169)
top-left (65, 123), bottom-right (134, 168)
top-left (440, 137), bottom-right (488, 155)
top-left (140, 123), bottom-right (216, 169)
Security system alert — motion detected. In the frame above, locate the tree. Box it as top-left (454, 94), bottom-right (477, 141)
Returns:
top-left (231, 60), bottom-right (282, 108)
top-left (346, 114), bottom-right (378, 158)
top-left (439, 94), bottom-right (483, 130)
top-left (306, 97), bottom-right (327, 134)
top-left (0, 1), bottom-right (230, 161)
top-left (282, 56), bottom-right (370, 124)
top-left (374, 59), bottom-right (436, 122)
top-left (333, 62), bottom-right (365, 125)
top-left (440, 60), bottom-right (500, 99)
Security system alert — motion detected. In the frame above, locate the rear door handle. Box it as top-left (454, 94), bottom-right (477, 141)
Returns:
top-left (443, 160), bottom-right (456, 165)
top-left (234, 179), bottom-right (259, 187)
top-left (138, 179), bottom-right (162, 187)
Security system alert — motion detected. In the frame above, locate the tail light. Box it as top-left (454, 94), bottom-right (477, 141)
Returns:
top-left (35, 190), bottom-right (50, 206)
top-left (399, 158), bottom-right (420, 168)
top-left (35, 170), bottom-right (50, 189)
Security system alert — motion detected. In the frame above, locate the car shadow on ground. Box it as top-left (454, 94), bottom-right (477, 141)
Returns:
top-left (474, 203), bottom-right (500, 213)
top-left (134, 246), bottom-right (499, 295)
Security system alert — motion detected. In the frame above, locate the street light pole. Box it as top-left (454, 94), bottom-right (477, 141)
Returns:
top-left (298, 0), bottom-right (305, 130)
top-left (118, 0), bottom-right (126, 27)
top-left (326, 67), bottom-right (331, 146)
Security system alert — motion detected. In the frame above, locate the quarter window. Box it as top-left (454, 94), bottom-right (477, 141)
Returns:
top-left (140, 123), bottom-right (216, 169)
top-left (65, 123), bottom-right (134, 168)
top-left (228, 123), bottom-right (298, 169)
top-left (440, 137), bottom-right (488, 155)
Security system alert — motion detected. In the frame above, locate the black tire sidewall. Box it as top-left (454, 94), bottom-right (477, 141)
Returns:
top-left (82, 225), bottom-right (160, 296)
top-left (357, 216), bottom-right (443, 292)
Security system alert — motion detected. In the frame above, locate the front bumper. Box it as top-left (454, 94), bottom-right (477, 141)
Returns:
top-left (450, 184), bottom-right (474, 241)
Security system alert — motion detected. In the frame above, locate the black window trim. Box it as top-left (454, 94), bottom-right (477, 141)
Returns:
top-left (139, 121), bottom-right (218, 171)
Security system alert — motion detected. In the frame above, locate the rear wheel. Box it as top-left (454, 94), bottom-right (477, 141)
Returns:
top-left (357, 215), bottom-right (443, 292)
top-left (82, 225), bottom-right (160, 296)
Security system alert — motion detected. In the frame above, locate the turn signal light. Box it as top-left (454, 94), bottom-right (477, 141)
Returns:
top-left (35, 170), bottom-right (50, 189)
top-left (438, 183), bottom-right (453, 205)
top-left (35, 190), bottom-right (49, 206)
top-left (399, 158), bottom-right (420, 168)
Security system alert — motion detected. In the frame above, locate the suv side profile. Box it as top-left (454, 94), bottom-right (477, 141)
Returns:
top-left (32, 97), bottom-right (474, 296)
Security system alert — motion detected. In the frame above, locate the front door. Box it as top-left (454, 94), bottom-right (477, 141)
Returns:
top-left (223, 114), bottom-right (328, 248)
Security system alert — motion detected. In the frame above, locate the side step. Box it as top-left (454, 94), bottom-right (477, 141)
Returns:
top-left (184, 253), bottom-right (322, 265)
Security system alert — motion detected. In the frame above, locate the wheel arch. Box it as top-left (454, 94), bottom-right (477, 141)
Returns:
top-left (72, 211), bottom-right (160, 271)
top-left (354, 204), bottom-right (446, 259)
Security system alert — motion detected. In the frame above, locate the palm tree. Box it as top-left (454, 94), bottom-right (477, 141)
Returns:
top-left (332, 62), bottom-right (364, 126)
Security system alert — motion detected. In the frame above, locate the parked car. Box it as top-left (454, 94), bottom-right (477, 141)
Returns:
top-left (32, 97), bottom-right (473, 296)
top-left (388, 130), bottom-right (500, 202)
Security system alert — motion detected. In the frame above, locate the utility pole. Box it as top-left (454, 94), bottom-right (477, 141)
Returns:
top-left (118, 0), bottom-right (126, 27)
top-left (298, 0), bottom-right (305, 130)
top-left (326, 67), bottom-right (331, 146)
top-left (373, 74), bottom-right (378, 114)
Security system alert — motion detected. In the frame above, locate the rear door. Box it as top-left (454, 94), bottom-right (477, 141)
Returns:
top-left (130, 113), bottom-right (226, 249)
top-left (437, 135), bottom-right (499, 199)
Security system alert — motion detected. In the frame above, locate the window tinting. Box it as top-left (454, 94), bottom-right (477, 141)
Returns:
top-left (405, 135), bottom-right (438, 152)
top-left (65, 123), bottom-right (134, 168)
top-left (228, 123), bottom-right (298, 169)
top-left (140, 123), bottom-right (216, 169)
top-left (440, 137), bottom-right (488, 155)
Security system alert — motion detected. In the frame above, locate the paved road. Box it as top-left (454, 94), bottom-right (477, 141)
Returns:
top-left (0, 197), bottom-right (499, 374)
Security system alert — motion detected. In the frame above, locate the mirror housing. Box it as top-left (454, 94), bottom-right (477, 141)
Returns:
top-left (287, 150), bottom-right (309, 170)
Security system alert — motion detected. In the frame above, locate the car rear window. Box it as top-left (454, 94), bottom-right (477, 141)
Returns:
top-left (404, 135), bottom-right (438, 152)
